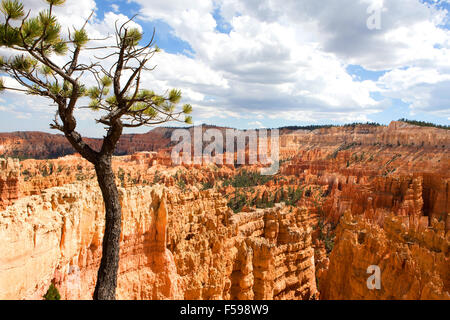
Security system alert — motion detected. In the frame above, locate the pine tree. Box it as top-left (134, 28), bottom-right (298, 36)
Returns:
top-left (0, 0), bottom-right (193, 300)
top-left (43, 283), bottom-right (61, 300)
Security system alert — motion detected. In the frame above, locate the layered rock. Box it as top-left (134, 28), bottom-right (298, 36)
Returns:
top-left (276, 125), bottom-right (450, 300)
top-left (319, 211), bottom-right (449, 300)
top-left (0, 125), bottom-right (227, 159)
top-left (2, 122), bottom-right (448, 160)
top-left (0, 128), bottom-right (171, 159)
top-left (280, 121), bottom-right (449, 151)
top-left (0, 181), bottom-right (318, 300)
top-left (0, 121), bottom-right (449, 300)
top-left (0, 158), bottom-right (20, 210)
top-left (0, 182), bottom-right (182, 300)
top-left (14, 153), bottom-right (236, 201)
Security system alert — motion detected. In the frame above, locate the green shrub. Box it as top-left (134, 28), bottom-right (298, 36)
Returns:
top-left (282, 186), bottom-right (303, 206)
top-left (398, 118), bottom-right (449, 130)
top-left (201, 181), bottom-right (214, 190)
top-left (317, 219), bottom-right (336, 254)
top-left (227, 190), bottom-right (248, 213)
top-left (177, 178), bottom-right (186, 191)
top-left (153, 170), bottom-right (161, 184)
top-left (43, 283), bottom-right (61, 300)
top-left (229, 170), bottom-right (273, 188)
top-left (328, 142), bottom-right (358, 159)
top-left (42, 165), bottom-right (49, 177)
top-left (22, 169), bottom-right (31, 181)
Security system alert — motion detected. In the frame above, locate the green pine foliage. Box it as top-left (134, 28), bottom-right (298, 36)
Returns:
top-left (317, 218), bottom-right (336, 254)
top-left (177, 179), bottom-right (186, 191)
top-left (201, 181), bottom-right (214, 190)
top-left (278, 122), bottom-right (383, 131)
top-left (398, 118), bottom-right (449, 130)
top-left (227, 185), bottom-right (304, 213)
top-left (153, 170), bottom-right (162, 184)
top-left (222, 170), bottom-right (273, 188)
top-left (283, 186), bottom-right (303, 206)
top-left (173, 171), bottom-right (187, 191)
top-left (43, 283), bottom-right (61, 300)
top-left (0, 0), bottom-right (193, 127)
top-left (227, 190), bottom-right (248, 213)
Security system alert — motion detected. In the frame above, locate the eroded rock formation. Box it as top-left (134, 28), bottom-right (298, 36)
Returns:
top-left (0, 181), bottom-right (317, 300)
top-left (319, 211), bottom-right (449, 300)
top-left (0, 158), bottom-right (20, 210)
top-left (0, 121), bottom-right (449, 300)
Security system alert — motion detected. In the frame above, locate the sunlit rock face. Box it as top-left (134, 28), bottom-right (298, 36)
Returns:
top-left (0, 121), bottom-right (449, 300)
top-left (0, 182), bottom-right (318, 300)
top-left (278, 124), bottom-right (449, 300)
top-left (0, 158), bottom-right (20, 211)
top-left (319, 211), bottom-right (449, 300)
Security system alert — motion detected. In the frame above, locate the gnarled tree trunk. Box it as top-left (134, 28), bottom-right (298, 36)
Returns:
top-left (92, 155), bottom-right (122, 300)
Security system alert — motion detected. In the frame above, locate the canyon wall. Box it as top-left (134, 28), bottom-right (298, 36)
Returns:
top-left (277, 123), bottom-right (450, 300)
top-left (3, 122), bottom-right (448, 160)
top-left (280, 121), bottom-right (450, 151)
top-left (0, 181), bottom-right (317, 300)
top-left (0, 125), bottom-right (224, 159)
top-left (0, 121), bottom-right (448, 300)
top-left (0, 151), bottom-right (236, 209)
top-left (0, 158), bottom-right (20, 210)
top-left (320, 211), bottom-right (449, 299)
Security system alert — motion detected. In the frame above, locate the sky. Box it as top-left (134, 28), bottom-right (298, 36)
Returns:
top-left (0, 0), bottom-right (449, 137)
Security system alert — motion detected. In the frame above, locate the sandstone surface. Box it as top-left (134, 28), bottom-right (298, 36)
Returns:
top-left (0, 121), bottom-right (449, 300)
top-left (0, 182), bottom-right (318, 300)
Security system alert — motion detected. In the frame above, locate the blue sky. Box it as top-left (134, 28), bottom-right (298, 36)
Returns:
top-left (0, 0), bottom-right (449, 137)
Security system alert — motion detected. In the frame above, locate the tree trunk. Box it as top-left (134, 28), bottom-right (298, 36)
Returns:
top-left (93, 155), bottom-right (122, 300)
